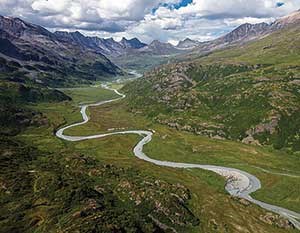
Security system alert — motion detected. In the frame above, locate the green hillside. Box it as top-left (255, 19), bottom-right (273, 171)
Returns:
top-left (0, 84), bottom-right (201, 233)
top-left (123, 25), bottom-right (300, 152)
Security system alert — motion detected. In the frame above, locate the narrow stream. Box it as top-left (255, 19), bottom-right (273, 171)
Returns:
top-left (56, 85), bottom-right (300, 230)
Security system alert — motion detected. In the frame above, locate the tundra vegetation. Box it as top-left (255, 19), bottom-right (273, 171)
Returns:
top-left (1, 81), bottom-right (298, 232)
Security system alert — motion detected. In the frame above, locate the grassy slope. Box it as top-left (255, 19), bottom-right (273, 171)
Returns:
top-left (123, 25), bottom-right (300, 152)
top-left (14, 85), bottom-right (299, 232)
top-left (194, 25), bottom-right (300, 151)
top-left (111, 53), bottom-right (176, 73)
top-left (60, 86), bottom-right (120, 105)
top-left (1, 85), bottom-right (202, 233)
top-left (62, 95), bottom-right (300, 213)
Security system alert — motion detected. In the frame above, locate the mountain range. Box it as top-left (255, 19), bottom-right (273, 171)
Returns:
top-left (0, 15), bottom-right (123, 87)
top-left (1, 10), bottom-right (300, 86)
top-left (54, 31), bottom-right (183, 56)
top-left (54, 32), bottom-right (148, 57)
top-left (189, 9), bottom-right (300, 55)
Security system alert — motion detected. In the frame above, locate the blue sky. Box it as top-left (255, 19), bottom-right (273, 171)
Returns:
top-left (0, 0), bottom-right (299, 44)
top-left (276, 2), bottom-right (285, 7)
top-left (177, 0), bottom-right (193, 8)
top-left (154, 0), bottom-right (193, 12)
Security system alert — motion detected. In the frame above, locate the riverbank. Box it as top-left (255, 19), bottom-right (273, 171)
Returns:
top-left (56, 84), bottom-right (300, 230)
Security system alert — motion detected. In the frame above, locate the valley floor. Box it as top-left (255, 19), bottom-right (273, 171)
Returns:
top-left (15, 84), bottom-right (300, 233)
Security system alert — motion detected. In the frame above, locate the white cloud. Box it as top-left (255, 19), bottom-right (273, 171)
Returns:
top-left (31, 0), bottom-right (70, 15)
top-left (127, 0), bottom-right (300, 43)
top-left (224, 17), bottom-right (276, 27)
top-left (177, 0), bottom-right (300, 18)
top-left (0, 0), bottom-right (300, 43)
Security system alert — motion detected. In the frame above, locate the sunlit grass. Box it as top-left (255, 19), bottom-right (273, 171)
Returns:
top-left (15, 86), bottom-right (300, 232)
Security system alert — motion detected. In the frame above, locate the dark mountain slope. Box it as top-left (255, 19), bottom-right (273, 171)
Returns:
top-left (218, 22), bottom-right (270, 44)
top-left (0, 15), bottom-right (122, 87)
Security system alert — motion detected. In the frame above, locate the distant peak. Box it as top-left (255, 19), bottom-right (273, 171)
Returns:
top-left (183, 38), bottom-right (193, 42)
top-left (121, 37), bottom-right (142, 42)
top-left (151, 39), bottom-right (161, 44)
top-left (120, 37), bottom-right (129, 43)
top-left (73, 31), bottom-right (84, 36)
top-left (176, 37), bottom-right (200, 49)
top-left (150, 40), bottom-right (174, 47)
top-left (0, 15), bottom-right (18, 21)
top-left (1, 15), bottom-right (13, 20)
top-left (240, 23), bottom-right (252, 26)
top-left (150, 40), bottom-right (165, 46)
top-left (232, 22), bottom-right (269, 32)
top-left (129, 37), bottom-right (140, 42)
top-left (235, 22), bottom-right (262, 29)
top-left (120, 36), bottom-right (146, 49)
top-left (0, 15), bottom-right (31, 26)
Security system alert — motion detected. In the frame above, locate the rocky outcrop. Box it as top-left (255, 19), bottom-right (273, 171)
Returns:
top-left (242, 113), bottom-right (280, 145)
top-left (242, 136), bottom-right (261, 146)
top-left (259, 212), bottom-right (295, 230)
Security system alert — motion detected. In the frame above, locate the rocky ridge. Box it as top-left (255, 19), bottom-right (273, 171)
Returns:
top-left (0, 15), bottom-right (122, 86)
